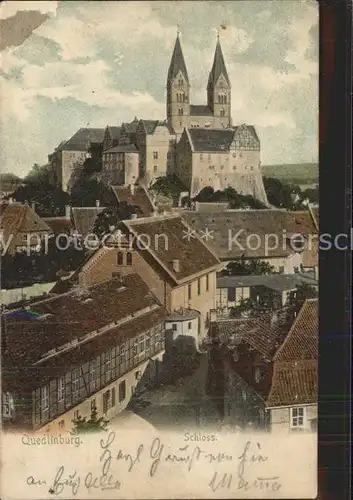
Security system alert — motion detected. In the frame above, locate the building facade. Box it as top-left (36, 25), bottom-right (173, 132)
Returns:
top-left (167, 34), bottom-right (232, 136)
top-left (1, 274), bottom-right (166, 432)
top-left (101, 143), bottom-right (139, 186)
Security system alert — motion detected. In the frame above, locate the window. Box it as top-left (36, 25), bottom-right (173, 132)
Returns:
top-left (72, 369), bottom-right (80, 400)
top-left (135, 371), bottom-right (141, 380)
top-left (206, 274), bottom-right (209, 291)
top-left (208, 154), bottom-right (211, 161)
top-left (233, 152), bottom-right (236, 158)
top-left (41, 386), bottom-right (49, 411)
top-left (242, 390), bottom-right (247, 403)
top-left (291, 407), bottom-right (305, 428)
top-left (153, 151), bottom-right (158, 160)
top-left (167, 152), bottom-right (171, 160)
top-left (227, 287), bottom-right (236, 302)
top-left (220, 108), bottom-right (225, 117)
top-left (200, 153), bottom-right (203, 161)
top-left (153, 165), bottom-right (158, 173)
top-left (178, 108), bottom-right (183, 115)
top-left (58, 420), bottom-right (65, 429)
top-left (188, 284), bottom-right (192, 300)
top-left (120, 344), bottom-right (125, 363)
top-left (89, 360), bottom-right (96, 391)
top-left (197, 278), bottom-right (201, 295)
top-left (111, 388), bottom-right (116, 407)
top-left (57, 378), bottom-right (65, 402)
top-left (73, 410), bottom-right (80, 420)
top-left (117, 252), bottom-right (123, 265)
top-left (279, 266), bottom-right (285, 274)
top-left (104, 351), bottom-right (112, 381)
top-left (172, 323), bottom-right (177, 331)
top-left (103, 390), bottom-right (110, 413)
top-left (119, 380), bottom-right (126, 402)
top-left (126, 252), bottom-right (132, 265)
top-left (255, 368), bottom-right (261, 383)
top-left (227, 401), bottom-right (232, 417)
top-left (139, 335), bottom-right (145, 353)
top-left (91, 399), bottom-right (96, 412)
top-left (188, 321), bottom-right (192, 330)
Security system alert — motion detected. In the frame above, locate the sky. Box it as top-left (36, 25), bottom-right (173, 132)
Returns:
top-left (0, 0), bottom-right (318, 178)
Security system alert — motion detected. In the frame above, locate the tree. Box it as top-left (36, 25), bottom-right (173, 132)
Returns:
top-left (149, 175), bottom-right (187, 202)
top-left (93, 204), bottom-right (137, 238)
top-left (220, 259), bottom-right (277, 277)
top-left (71, 406), bottom-right (109, 434)
top-left (263, 177), bottom-right (296, 209)
top-left (192, 185), bottom-right (267, 209)
top-left (11, 182), bottom-right (71, 217)
top-left (25, 163), bottom-right (53, 185)
top-left (289, 283), bottom-right (318, 312)
top-left (70, 179), bottom-right (115, 207)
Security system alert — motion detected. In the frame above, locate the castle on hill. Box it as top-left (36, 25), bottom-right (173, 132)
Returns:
top-left (49, 32), bottom-right (268, 205)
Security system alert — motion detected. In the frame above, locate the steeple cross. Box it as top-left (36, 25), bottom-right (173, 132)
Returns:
top-left (177, 24), bottom-right (181, 37)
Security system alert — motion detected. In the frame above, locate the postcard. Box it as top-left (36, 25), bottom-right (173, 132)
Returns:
top-left (1, 1), bottom-right (319, 498)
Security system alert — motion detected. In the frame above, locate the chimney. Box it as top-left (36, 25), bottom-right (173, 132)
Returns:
top-left (31, 202), bottom-right (36, 213)
top-left (130, 213), bottom-right (138, 220)
top-left (8, 197), bottom-right (13, 204)
top-left (65, 205), bottom-right (71, 219)
top-left (95, 199), bottom-right (100, 208)
top-left (130, 184), bottom-right (135, 196)
top-left (172, 259), bottom-right (180, 273)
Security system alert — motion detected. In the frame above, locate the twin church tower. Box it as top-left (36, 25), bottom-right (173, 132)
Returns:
top-left (166, 32), bottom-right (232, 135)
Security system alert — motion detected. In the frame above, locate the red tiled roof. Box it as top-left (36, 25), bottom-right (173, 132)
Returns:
top-left (2, 273), bottom-right (165, 370)
top-left (124, 214), bottom-right (220, 283)
top-left (112, 186), bottom-right (155, 217)
top-left (274, 299), bottom-right (318, 362)
top-left (183, 209), bottom-right (317, 260)
top-left (266, 360), bottom-right (317, 407)
top-left (42, 217), bottom-right (73, 234)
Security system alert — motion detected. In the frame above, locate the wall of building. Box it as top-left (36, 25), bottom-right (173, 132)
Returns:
top-left (216, 286), bottom-right (251, 311)
top-left (223, 368), bottom-right (268, 430)
top-left (1, 282), bottom-right (56, 306)
top-left (143, 126), bottom-right (171, 186)
top-left (269, 404), bottom-right (318, 434)
top-left (169, 271), bottom-right (217, 339)
top-left (40, 352), bottom-right (164, 433)
top-left (174, 132), bottom-right (193, 189)
top-left (62, 150), bottom-right (87, 192)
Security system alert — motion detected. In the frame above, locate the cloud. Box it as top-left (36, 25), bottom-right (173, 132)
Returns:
top-left (0, 0), bottom-right (319, 175)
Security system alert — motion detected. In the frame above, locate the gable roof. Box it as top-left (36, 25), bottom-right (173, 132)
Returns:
top-left (217, 273), bottom-right (318, 292)
top-left (167, 34), bottom-right (189, 84)
top-left (61, 128), bottom-right (105, 151)
top-left (266, 359), bottom-right (317, 407)
top-left (71, 207), bottom-right (106, 237)
top-left (2, 274), bottom-right (166, 391)
top-left (274, 299), bottom-right (318, 362)
top-left (208, 38), bottom-right (230, 87)
top-left (183, 209), bottom-right (317, 260)
top-left (42, 216), bottom-right (73, 235)
top-left (121, 118), bottom-right (140, 134)
top-left (123, 214), bottom-right (220, 284)
top-left (111, 186), bottom-right (154, 217)
top-left (188, 128), bottom-right (234, 152)
top-left (108, 126), bottom-right (121, 140)
top-left (0, 203), bottom-right (52, 248)
top-left (104, 144), bottom-right (138, 153)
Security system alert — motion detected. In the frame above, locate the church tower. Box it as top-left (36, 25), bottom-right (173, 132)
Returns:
top-left (207, 36), bottom-right (232, 128)
top-left (166, 31), bottom-right (190, 135)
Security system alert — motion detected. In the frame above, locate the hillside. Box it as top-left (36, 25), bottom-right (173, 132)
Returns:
top-left (262, 163), bottom-right (318, 184)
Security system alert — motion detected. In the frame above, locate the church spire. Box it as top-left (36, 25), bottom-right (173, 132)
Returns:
top-left (208, 37), bottom-right (230, 87)
top-left (167, 31), bottom-right (189, 85)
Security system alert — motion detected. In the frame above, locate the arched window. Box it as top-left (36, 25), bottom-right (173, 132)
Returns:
top-left (126, 252), bottom-right (132, 266)
top-left (220, 108), bottom-right (225, 117)
top-left (178, 108), bottom-right (183, 115)
top-left (117, 252), bottom-right (123, 265)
